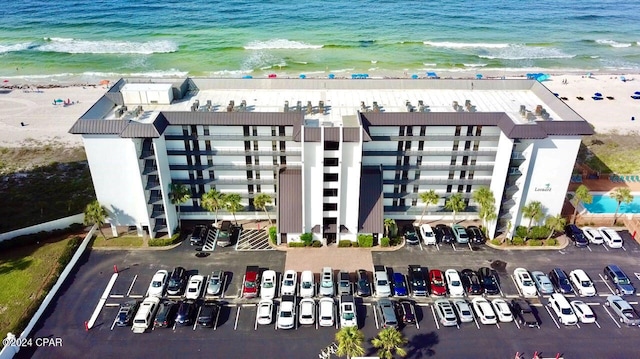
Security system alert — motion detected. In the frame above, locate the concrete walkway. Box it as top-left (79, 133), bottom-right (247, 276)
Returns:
top-left (283, 246), bottom-right (374, 272)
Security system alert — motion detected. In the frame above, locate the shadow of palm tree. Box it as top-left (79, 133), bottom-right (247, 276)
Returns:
top-left (405, 331), bottom-right (439, 358)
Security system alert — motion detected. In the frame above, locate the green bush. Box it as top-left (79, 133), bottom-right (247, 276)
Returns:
top-left (149, 232), bottom-right (182, 247)
top-left (546, 238), bottom-right (558, 246)
top-left (390, 237), bottom-right (401, 246)
top-left (528, 239), bottom-right (543, 246)
top-left (515, 226), bottom-right (528, 238)
top-left (57, 236), bottom-right (81, 266)
top-left (352, 242), bottom-right (359, 247)
top-left (0, 223), bottom-right (85, 251)
top-left (490, 238), bottom-right (501, 246)
top-left (529, 226), bottom-right (551, 239)
top-left (311, 240), bottom-right (322, 247)
top-left (288, 242), bottom-right (306, 247)
top-left (381, 237), bottom-right (390, 247)
top-left (338, 240), bottom-right (352, 247)
top-left (300, 232), bottom-right (313, 246)
top-left (269, 226), bottom-right (277, 244)
top-left (511, 237), bottom-right (525, 245)
top-left (357, 234), bottom-right (374, 247)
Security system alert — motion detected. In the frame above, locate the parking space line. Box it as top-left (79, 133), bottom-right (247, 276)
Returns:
top-left (418, 241), bottom-right (423, 251)
top-left (435, 243), bottom-right (440, 251)
top-left (104, 303), bottom-right (119, 307)
top-left (602, 306), bottom-right (621, 328)
top-left (510, 275), bottom-right (524, 297)
top-left (514, 318), bottom-right (521, 329)
top-left (576, 323), bottom-right (581, 329)
top-left (431, 306), bottom-right (439, 330)
top-left (193, 306), bottom-right (201, 331)
top-left (110, 294), bottom-right (124, 298)
top-left (451, 243), bottom-right (457, 251)
top-left (239, 275), bottom-right (246, 298)
top-left (234, 306), bottom-right (241, 330)
top-left (598, 274), bottom-right (616, 295)
top-left (410, 303), bottom-right (419, 330)
top-left (603, 245), bottom-right (609, 252)
top-left (545, 305), bottom-right (560, 329)
top-left (127, 275), bottom-right (137, 297)
top-left (594, 320), bottom-right (601, 329)
top-left (372, 304), bottom-right (379, 329)
top-left (587, 246), bottom-right (592, 252)
top-left (622, 246), bottom-right (627, 252)
top-left (110, 314), bottom-right (118, 331)
top-left (495, 322), bottom-right (500, 329)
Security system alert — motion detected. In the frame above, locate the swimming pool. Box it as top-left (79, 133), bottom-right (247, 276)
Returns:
top-left (582, 194), bottom-right (640, 214)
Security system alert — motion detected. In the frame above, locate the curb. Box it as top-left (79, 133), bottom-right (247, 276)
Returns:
top-left (90, 241), bottom-right (184, 251)
top-left (485, 238), bottom-right (570, 251)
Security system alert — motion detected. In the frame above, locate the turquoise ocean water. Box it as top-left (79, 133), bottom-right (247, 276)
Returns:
top-left (1, 0), bottom-right (640, 83)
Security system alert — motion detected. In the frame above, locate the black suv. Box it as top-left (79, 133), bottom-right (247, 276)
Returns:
top-left (154, 301), bottom-right (177, 328)
top-left (175, 301), bottom-right (197, 326)
top-left (403, 225), bottom-right (419, 245)
top-left (511, 298), bottom-right (539, 328)
top-left (548, 268), bottom-right (573, 294)
top-left (465, 226), bottom-right (486, 244)
top-left (356, 269), bottom-right (371, 297)
top-left (564, 224), bottom-right (588, 247)
top-left (197, 302), bottom-right (220, 327)
top-left (190, 225), bottom-right (207, 246)
top-left (478, 267), bottom-right (500, 295)
top-left (167, 267), bottom-right (187, 295)
top-left (461, 269), bottom-right (483, 295)
top-left (407, 265), bottom-right (428, 296)
top-left (435, 224), bottom-right (454, 244)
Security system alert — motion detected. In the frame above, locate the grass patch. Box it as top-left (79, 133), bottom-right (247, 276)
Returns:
top-left (92, 235), bottom-right (144, 248)
top-left (0, 232), bottom-right (82, 342)
top-left (580, 132), bottom-right (640, 174)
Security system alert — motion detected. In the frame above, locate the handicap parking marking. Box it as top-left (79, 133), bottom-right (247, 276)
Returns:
top-left (602, 305), bottom-right (621, 328)
top-left (544, 305), bottom-right (561, 329)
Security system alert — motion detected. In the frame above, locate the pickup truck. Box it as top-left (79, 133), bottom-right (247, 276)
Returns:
top-left (606, 295), bottom-right (640, 326)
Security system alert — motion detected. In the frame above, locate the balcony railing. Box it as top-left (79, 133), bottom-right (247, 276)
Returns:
top-left (380, 164), bottom-right (495, 171)
top-left (382, 178), bottom-right (492, 186)
top-left (167, 148), bottom-right (301, 156)
top-left (369, 134), bottom-right (500, 142)
top-left (363, 149), bottom-right (497, 157)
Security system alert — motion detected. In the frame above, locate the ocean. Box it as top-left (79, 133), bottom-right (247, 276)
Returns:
top-left (1, 0), bottom-right (640, 83)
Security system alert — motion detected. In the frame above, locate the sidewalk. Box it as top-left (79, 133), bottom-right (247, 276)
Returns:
top-left (485, 235), bottom-right (570, 251)
top-left (283, 246), bottom-right (374, 272)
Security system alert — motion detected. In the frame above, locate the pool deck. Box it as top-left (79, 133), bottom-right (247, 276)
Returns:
top-left (568, 178), bottom-right (640, 193)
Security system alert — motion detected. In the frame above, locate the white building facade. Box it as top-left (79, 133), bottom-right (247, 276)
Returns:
top-left (70, 78), bottom-right (592, 240)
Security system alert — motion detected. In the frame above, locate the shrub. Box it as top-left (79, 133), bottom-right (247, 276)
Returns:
top-left (528, 239), bottom-right (543, 246)
top-left (357, 234), bottom-right (374, 247)
top-left (380, 237), bottom-right (390, 247)
top-left (269, 226), bottom-right (277, 244)
top-left (149, 232), bottom-right (182, 247)
top-left (300, 232), bottom-right (313, 246)
top-left (390, 237), bottom-right (401, 246)
top-left (546, 238), bottom-right (558, 246)
top-left (311, 240), bottom-right (322, 247)
top-left (490, 238), bottom-right (501, 246)
top-left (352, 242), bottom-right (359, 247)
top-left (338, 240), bottom-right (352, 247)
top-left (515, 226), bottom-right (528, 238)
top-left (511, 237), bottom-right (525, 245)
top-left (57, 236), bottom-right (81, 266)
top-left (288, 242), bottom-right (306, 247)
top-left (0, 223), bottom-right (85, 251)
top-left (530, 226), bottom-right (551, 239)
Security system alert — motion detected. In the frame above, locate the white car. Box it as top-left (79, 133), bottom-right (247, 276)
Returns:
top-left (299, 270), bottom-right (315, 298)
top-left (472, 297), bottom-right (497, 325)
top-left (582, 227), bottom-right (604, 245)
top-left (320, 267), bottom-right (335, 296)
top-left (420, 224), bottom-right (437, 245)
top-left (569, 269), bottom-right (596, 297)
top-left (514, 268), bottom-right (537, 297)
top-left (318, 298), bottom-right (335, 327)
top-left (445, 269), bottom-right (464, 297)
top-left (491, 299), bottom-right (513, 322)
top-left (147, 270), bottom-right (168, 297)
top-left (185, 275), bottom-right (204, 300)
top-left (453, 299), bottom-right (474, 323)
top-left (340, 298), bottom-right (358, 328)
top-left (570, 300), bottom-right (596, 324)
top-left (257, 299), bottom-right (274, 325)
top-left (281, 270), bottom-right (297, 296)
top-left (277, 295), bottom-right (296, 329)
top-left (299, 298), bottom-right (315, 325)
top-left (548, 293), bottom-right (577, 325)
top-left (598, 227), bottom-right (623, 248)
top-left (260, 270), bottom-right (277, 300)
top-left (434, 299), bottom-right (458, 327)
top-left (373, 265), bottom-right (391, 297)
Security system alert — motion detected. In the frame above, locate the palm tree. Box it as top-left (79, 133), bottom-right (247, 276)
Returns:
top-left (201, 189), bottom-right (226, 225)
top-left (571, 184), bottom-right (592, 224)
top-left (335, 326), bottom-right (365, 359)
top-left (545, 214), bottom-right (566, 240)
top-left (479, 202), bottom-right (497, 235)
top-left (371, 327), bottom-right (408, 359)
top-left (168, 183), bottom-right (191, 226)
top-left (418, 190), bottom-right (439, 224)
top-left (84, 200), bottom-right (108, 238)
top-left (253, 193), bottom-right (273, 226)
top-left (384, 218), bottom-right (396, 238)
top-left (473, 187), bottom-right (496, 229)
top-left (225, 193), bottom-right (243, 225)
top-left (522, 201), bottom-right (544, 240)
top-left (444, 193), bottom-right (466, 224)
top-left (611, 187), bottom-right (633, 225)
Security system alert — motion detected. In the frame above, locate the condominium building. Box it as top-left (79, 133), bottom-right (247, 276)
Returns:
top-left (70, 77), bottom-right (592, 242)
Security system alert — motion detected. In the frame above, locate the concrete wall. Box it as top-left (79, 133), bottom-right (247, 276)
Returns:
top-left (0, 214), bottom-right (84, 242)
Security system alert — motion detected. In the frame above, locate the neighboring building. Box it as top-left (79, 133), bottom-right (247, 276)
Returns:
top-left (70, 78), bottom-right (592, 241)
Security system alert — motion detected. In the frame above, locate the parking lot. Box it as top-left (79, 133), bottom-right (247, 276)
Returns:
top-left (17, 229), bottom-right (640, 359)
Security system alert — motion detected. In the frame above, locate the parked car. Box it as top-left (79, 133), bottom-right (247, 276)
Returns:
top-left (153, 300), bottom-right (176, 328)
top-left (147, 270), bottom-right (168, 298)
top-left (531, 271), bottom-right (554, 295)
top-left (257, 299), bottom-right (274, 325)
top-left (132, 296), bottom-right (160, 333)
top-left (403, 225), bottom-right (419, 245)
top-left (570, 300), bottom-right (596, 324)
top-left (429, 269), bottom-right (447, 296)
top-left (452, 224), bottom-right (469, 244)
top-left (598, 227), bottom-right (623, 248)
top-left (166, 267), bottom-right (187, 295)
top-left (565, 224), bottom-right (588, 247)
top-left (356, 269), bottom-right (371, 297)
top-left (320, 267), bottom-right (335, 297)
top-left (340, 295), bottom-right (358, 328)
top-left (197, 302), bottom-right (219, 327)
top-left (434, 299), bottom-right (458, 327)
top-left (513, 268), bottom-right (537, 297)
top-left (277, 295), bottom-right (296, 330)
top-left (185, 275), bottom-right (204, 300)
top-left (392, 272), bottom-right (408, 297)
top-left (465, 226), bottom-right (486, 244)
top-left (376, 298), bottom-right (398, 328)
top-left (206, 270), bottom-right (224, 296)
top-left (445, 269), bottom-right (464, 297)
top-left (605, 295), bottom-right (640, 326)
top-left (338, 271), bottom-right (352, 295)
top-left (478, 267), bottom-right (500, 295)
top-left (511, 298), bottom-right (539, 328)
top-left (548, 268), bottom-right (573, 294)
top-left (435, 224), bottom-right (454, 244)
top-left (299, 298), bottom-right (316, 325)
top-left (420, 224), bottom-right (437, 245)
top-left (116, 300), bottom-right (140, 327)
top-left (216, 220), bottom-right (233, 247)
top-left (460, 269), bottom-right (483, 295)
top-left (242, 266), bottom-right (260, 299)
top-left (260, 270), bottom-right (277, 300)
top-left (569, 269), bottom-right (596, 297)
top-left (175, 300), bottom-right (197, 326)
top-left (582, 226), bottom-right (604, 245)
top-left (407, 265), bottom-right (428, 296)
top-left (299, 270), bottom-right (315, 298)
top-left (319, 298), bottom-right (335, 327)
top-left (281, 270), bottom-right (297, 296)
top-left (472, 297), bottom-right (497, 325)
top-left (189, 225), bottom-right (207, 246)
top-left (603, 265), bottom-right (635, 296)
top-left (491, 299), bottom-right (513, 322)
top-left (453, 299), bottom-right (474, 323)
top-left (373, 265), bottom-right (391, 297)
top-left (548, 293), bottom-right (578, 326)
top-left (397, 300), bottom-right (416, 325)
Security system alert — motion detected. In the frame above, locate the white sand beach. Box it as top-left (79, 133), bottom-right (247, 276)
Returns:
top-left (0, 73), bottom-right (638, 148)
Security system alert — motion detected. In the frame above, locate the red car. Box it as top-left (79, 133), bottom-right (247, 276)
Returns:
top-left (242, 266), bottom-right (260, 298)
top-left (429, 269), bottom-right (447, 296)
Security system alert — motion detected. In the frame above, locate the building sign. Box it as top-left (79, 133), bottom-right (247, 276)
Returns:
top-left (534, 183), bottom-right (552, 192)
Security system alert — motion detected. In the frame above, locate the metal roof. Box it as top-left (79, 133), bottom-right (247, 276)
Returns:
top-left (277, 168), bottom-right (303, 234)
top-left (358, 167), bottom-right (384, 233)
top-left (69, 119), bottom-right (128, 135)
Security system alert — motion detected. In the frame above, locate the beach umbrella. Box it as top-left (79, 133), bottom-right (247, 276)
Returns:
top-left (3, 80), bottom-right (8, 83)
top-left (328, 73), bottom-right (335, 79)
top-left (99, 79), bottom-right (110, 86)
top-left (411, 74), bottom-right (418, 79)
top-left (476, 74), bottom-right (483, 79)
top-left (55, 99), bottom-right (64, 103)
top-left (242, 75), bottom-right (253, 79)
top-left (299, 74), bottom-right (306, 79)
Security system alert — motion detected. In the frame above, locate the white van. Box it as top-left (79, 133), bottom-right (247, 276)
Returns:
top-left (132, 297), bottom-right (160, 333)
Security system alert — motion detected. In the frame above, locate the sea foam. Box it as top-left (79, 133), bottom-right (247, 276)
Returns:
top-left (424, 41), bottom-right (509, 49)
top-left (38, 38), bottom-right (178, 54)
top-left (244, 39), bottom-right (323, 50)
top-left (0, 42), bottom-right (33, 54)
top-left (478, 45), bottom-right (574, 60)
top-left (595, 39), bottom-right (632, 48)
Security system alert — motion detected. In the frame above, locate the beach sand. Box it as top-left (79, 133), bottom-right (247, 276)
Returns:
top-left (0, 73), bottom-right (638, 148)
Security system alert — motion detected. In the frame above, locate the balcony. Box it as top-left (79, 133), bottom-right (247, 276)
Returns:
top-left (166, 148), bottom-right (301, 156)
top-left (369, 134), bottom-right (501, 142)
top-left (145, 181), bottom-right (161, 190)
top-left (139, 150), bottom-right (155, 160)
top-left (363, 149), bottom-right (497, 157)
top-left (148, 196), bottom-right (163, 205)
top-left (380, 164), bottom-right (495, 171)
top-left (165, 134), bottom-right (294, 141)
top-left (169, 164), bottom-right (280, 171)
top-left (382, 178), bottom-right (492, 186)
top-left (510, 152), bottom-right (526, 160)
top-left (507, 168), bottom-right (522, 176)
top-left (172, 178), bottom-right (277, 186)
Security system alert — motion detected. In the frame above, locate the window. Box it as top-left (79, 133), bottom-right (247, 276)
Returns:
top-left (324, 141), bottom-right (339, 151)
top-left (323, 188), bottom-right (338, 197)
top-left (323, 173), bottom-right (338, 182)
top-left (324, 158), bottom-right (339, 166)
top-left (203, 127), bottom-right (210, 136)
top-left (323, 203), bottom-right (338, 211)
